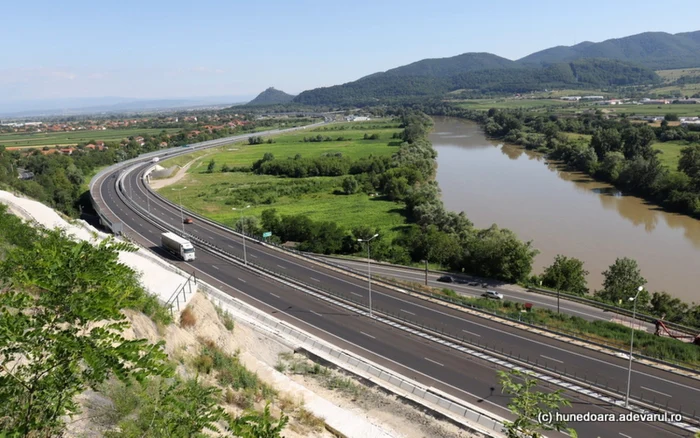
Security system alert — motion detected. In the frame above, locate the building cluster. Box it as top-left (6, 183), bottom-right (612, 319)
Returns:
top-left (680, 116), bottom-right (700, 126)
top-left (560, 96), bottom-right (699, 106)
top-left (344, 115), bottom-right (371, 122)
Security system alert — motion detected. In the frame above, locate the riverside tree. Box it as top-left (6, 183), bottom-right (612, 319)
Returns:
top-left (541, 255), bottom-right (589, 296)
top-left (595, 257), bottom-right (650, 308)
top-left (0, 228), bottom-right (171, 436)
top-left (498, 369), bottom-right (577, 438)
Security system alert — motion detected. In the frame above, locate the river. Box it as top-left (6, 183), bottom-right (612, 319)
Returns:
top-left (430, 116), bottom-right (700, 303)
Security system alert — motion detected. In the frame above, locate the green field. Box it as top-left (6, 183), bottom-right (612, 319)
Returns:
top-left (0, 128), bottom-right (181, 148)
top-left (653, 141), bottom-right (688, 171)
top-left (597, 104), bottom-right (700, 117)
top-left (455, 99), bottom-right (575, 111)
top-left (157, 121), bottom-right (408, 239)
top-left (656, 68), bottom-right (700, 82)
top-left (454, 98), bottom-right (700, 117)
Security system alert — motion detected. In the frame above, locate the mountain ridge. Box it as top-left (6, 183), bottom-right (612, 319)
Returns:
top-left (292, 29), bottom-right (698, 105)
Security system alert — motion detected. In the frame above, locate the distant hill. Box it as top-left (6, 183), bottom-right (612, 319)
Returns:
top-left (294, 58), bottom-right (660, 105)
top-left (369, 52), bottom-right (519, 78)
top-left (518, 31), bottom-right (700, 70)
top-left (247, 87), bottom-right (295, 106)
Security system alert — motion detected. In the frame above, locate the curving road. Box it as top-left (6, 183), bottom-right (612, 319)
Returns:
top-left (93, 128), bottom-right (699, 438)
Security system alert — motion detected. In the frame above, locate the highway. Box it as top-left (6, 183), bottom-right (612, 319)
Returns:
top-left (93, 130), bottom-right (699, 438)
top-left (315, 256), bottom-right (657, 326)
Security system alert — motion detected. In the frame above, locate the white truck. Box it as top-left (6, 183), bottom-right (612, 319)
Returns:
top-left (161, 232), bottom-right (195, 261)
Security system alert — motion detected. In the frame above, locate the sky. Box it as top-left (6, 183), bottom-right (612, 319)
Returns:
top-left (1, 0), bottom-right (698, 103)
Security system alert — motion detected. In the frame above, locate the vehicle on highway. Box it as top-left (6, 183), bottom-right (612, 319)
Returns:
top-left (482, 290), bottom-right (504, 300)
top-left (468, 281), bottom-right (479, 286)
top-left (151, 157), bottom-right (160, 163)
top-left (184, 217), bottom-right (193, 224)
top-left (161, 232), bottom-right (195, 261)
top-left (437, 275), bottom-right (454, 283)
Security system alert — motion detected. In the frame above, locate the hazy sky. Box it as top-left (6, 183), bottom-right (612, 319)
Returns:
top-left (1, 0), bottom-right (698, 101)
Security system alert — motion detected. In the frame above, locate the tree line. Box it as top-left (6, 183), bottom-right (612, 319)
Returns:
top-left (407, 101), bottom-right (700, 218)
top-left (232, 110), bottom-right (538, 284)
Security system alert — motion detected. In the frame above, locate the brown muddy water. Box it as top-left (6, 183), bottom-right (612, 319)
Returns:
top-left (430, 116), bottom-right (700, 303)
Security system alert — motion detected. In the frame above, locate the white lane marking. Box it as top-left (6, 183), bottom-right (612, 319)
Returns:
top-left (310, 310), bottom-right (323, 317)
top-left (376, 288), bottom-right (700, 394)
top-left (400, 309), bottom-right (416, 315)
top-left (330, 259), bottom-right (606, 320)
top-left (269, 292), bottom-right (280, 298)
top-left (361, 331), bottom-right (376, 339)
top-left (250, 254), bottom-right (257, 258)
top-left (619, 433), bottom-right (632, 438)
top-left (351, 292), bottom-right (363, 297)
top-left (228, 245), bottom-right (236, 249)
top-left (311, 277), bottom-right (320, 282)
top-left (97, 157), bottom-right (516, 414)
top-left (277, 264), bottom-right (287, 269)
top-left (212, 265), bottom-right (220, 270)
top-left (540, 355), bottom-right (564, 364)
top-left (237, 278), bottom-right (246, 283)
top-left (640, 386), bottom-right (672, 398)
top-left (425, 357), bottom-right (444, 367)
top-left (110, 174), bottom-right (689, 400)
top-left (462, 329), bottom-right (481, 337)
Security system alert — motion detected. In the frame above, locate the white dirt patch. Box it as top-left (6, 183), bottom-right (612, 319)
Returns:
top-left (149, 151), bottom-right (214, 189)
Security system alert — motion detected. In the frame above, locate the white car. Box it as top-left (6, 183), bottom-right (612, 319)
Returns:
top-left (482, 290), bottom-right (504, 300)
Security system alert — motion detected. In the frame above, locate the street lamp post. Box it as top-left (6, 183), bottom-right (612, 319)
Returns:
top-left (172, 187), bottom-right (187, 234)
top-left (232, 205), bottom-right (251, 265)
top-left (625, 285), bottom-right (644, 408)
top-left (357, 234), bottom-right (379, 318)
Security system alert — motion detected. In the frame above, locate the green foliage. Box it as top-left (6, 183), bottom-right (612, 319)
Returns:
top-left (595, 257), bottom-right (650, 308)
top-left (498, 369), bottom-right (577, 438)
top-left (207, 159), bottom-right (216, 173)
top-left (341, 175), bottom-right (359, 194)
top-left (228, 403), bottom-right (289, 438)
top-left (105, 377), bottom-right (228, 438)
top-left (519, 30), bottom-right (700, 70)
top-left (0, 228), bottom-right (171, 436)
top-left (247, 87), bottom-right (295, 106)
top-left (294, 57), bottom-right (659, 105)
top-left (541, 255), bottom-right (589, 296)
top-left (460, 225), bottom-right (539, 283)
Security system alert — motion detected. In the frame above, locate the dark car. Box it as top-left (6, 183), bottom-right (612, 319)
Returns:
top-left (184, 217), bottom-right (193, 224)
top-left (437, 275), bottom-right (454, 283)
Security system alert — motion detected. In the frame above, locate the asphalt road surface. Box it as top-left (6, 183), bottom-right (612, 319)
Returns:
top-left (92, 135), bottom-right (699, 438)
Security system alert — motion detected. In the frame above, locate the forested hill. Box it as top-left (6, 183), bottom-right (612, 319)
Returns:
top-left (247, 87), bottom-right (295, 105)
top-left (371, 52), bottom-right (519, 78)
top-left (518, 31), bottom-right (700, 70)
top-left (293, 59), bottom-right (660, 106)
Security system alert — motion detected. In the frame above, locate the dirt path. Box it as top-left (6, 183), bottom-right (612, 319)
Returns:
top-left (148, 153), bottom-right (211, 189)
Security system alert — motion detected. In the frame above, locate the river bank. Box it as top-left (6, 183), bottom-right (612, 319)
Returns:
top-left (430, 116), bottom-right (700, 303)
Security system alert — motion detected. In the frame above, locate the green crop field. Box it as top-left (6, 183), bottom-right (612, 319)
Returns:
top-left (0, 128), bottom-right (181, 148)
top-left (157, 121), bottom-right (408, 239)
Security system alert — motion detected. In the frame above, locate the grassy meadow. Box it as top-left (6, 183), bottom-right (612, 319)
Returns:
top-left (653, 141), bottom-right (688, 171)
top-left (157, 120), bottom-right (410, 240)
top-left (656, 68), bottom-right (700, 82)
top-left (0, 128), bottom-right (181, 149)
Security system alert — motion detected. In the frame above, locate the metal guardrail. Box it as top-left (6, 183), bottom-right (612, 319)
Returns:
top-left (311, 254), bottom-right (700, 337)
top-left (134, 168), bottom-right (700, 374)
top-left (95, 124), bottom-right (700, 429)
top-left (111, 169), bottom-right (700, 424)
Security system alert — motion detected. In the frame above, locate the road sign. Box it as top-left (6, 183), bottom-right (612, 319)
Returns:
top-left (262, 231), bottom-right (272, 238)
